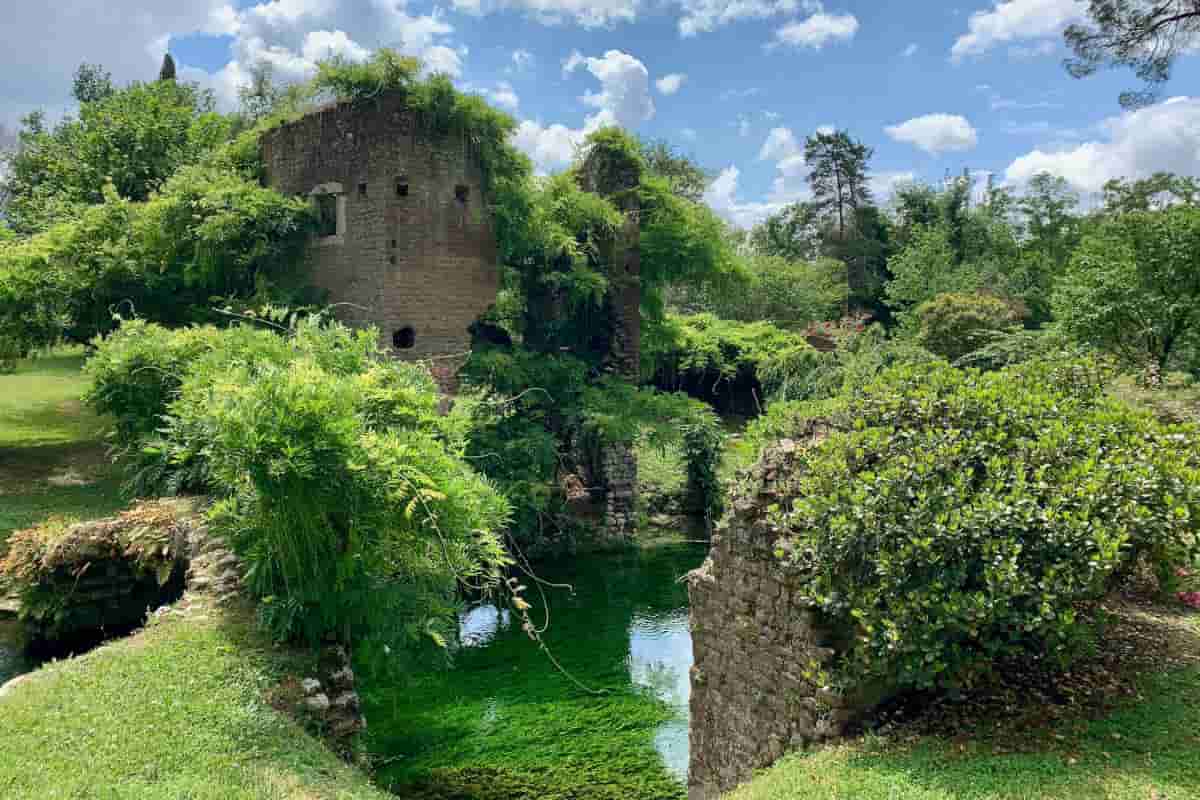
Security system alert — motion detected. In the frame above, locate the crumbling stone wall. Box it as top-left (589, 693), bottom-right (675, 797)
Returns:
top-left (687, 439), bottom-right (885, 799)
top-left (578, 142), bottom-right (642, 543)
top-left (260, 94), bottom-right (500, 361)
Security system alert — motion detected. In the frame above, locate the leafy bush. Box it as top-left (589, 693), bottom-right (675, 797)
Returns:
top-left (86, 317), bottom-right (510, 648)
top-left (746, 358), bottom-right (1200, 691)
top-left (0, 168), bottom-right (316, 350)
top-left (667, 254), bottom-right (847, 330)
top-left (460, 344), bottom-right (724, 550)
top-left (644, 312), bottom-right (818, 412)
top-left (912, 291), bottom-right (1021, 362)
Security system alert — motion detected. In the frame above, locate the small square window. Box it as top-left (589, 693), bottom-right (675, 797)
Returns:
top-left (396, 178), bottom-right (409, 197)
top-left (455, 185), bottom-right (469, 204)
top-left (389, 239), bottom-right (397, 249)
top-left (315, 195), bottom-right (338, 237)
top-left (358, 182), bottom-right (368, 198)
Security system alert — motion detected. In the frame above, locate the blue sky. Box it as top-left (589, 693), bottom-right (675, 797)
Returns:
top-left (6, 0), bottom-right (1200, 226)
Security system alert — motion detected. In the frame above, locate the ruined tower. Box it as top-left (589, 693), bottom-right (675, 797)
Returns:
top-left (259, 93), bottom-right (500, 381)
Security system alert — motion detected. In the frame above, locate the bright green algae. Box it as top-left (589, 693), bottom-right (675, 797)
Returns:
top-left (361, 543), bottom-right (706, 800)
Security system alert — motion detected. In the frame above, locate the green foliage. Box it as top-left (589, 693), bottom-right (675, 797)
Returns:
top-left (1103, 173), bottom-right (1200, 213)
top-left (912, 292), bottom-right (1021, 362)
top-left (1054, 206), bottom-right (1200, 370)
top-left (3, 79), bottom-right (227, 233)
top-left (640, 137), bottom-right (711, 202)
top-left (885, 224), bottom-right (983, 309)
top-left (305, 50), bottom-right (529, 198)
top-left (645, 312), bottom-right (816, 390)
top-left (0, 166), bottom-right (315, 350)
top-left (461, 343), bottom-right (722, 548)
top-left (749, 359), bottom-right (1200, 691)
top-left (86, 317), bottom-right (510, 648)
top-left (669, 253), bottom-right (845, 328)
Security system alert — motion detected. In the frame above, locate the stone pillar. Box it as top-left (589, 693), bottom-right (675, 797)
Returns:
top-left (579, 145), bottom-right (641, 544)
top-left (686, 440), bottom-right (889, 799)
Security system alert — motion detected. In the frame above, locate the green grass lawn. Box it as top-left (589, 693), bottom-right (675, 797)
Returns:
top-left (0, 349), bottom-right (126, 549)
top-left (730, 611), bottom-right (1200, 800)
top-left (0, 597), bottom-right (391, 799)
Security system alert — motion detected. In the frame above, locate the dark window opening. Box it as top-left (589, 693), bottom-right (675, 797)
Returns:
top-left (455, 184), bottom-right (469, 204)
top-left (389, 239), bottom-right (397, 248)
top-left (393, 327), bottom-right (416, 350)
top-left (396, 178), bottom-right (409, 197)
top-left (315, 195), bottom-right (337, 237)
top-left (388, 254), bottom-right (396, 265)
top-left (358, 182), bottom-right (368, 198)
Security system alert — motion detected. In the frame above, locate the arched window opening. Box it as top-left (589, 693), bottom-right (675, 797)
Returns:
top-left (393, 327), bottom-right (416, 350)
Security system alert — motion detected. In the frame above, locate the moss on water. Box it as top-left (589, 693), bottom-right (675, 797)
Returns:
top-left (361, 543), bottom-right (705, 800)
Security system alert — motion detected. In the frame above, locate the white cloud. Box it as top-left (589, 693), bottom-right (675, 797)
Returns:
top-left (1008, 39), bottom-right (1057, 60)
top-left (759, 126), bottom-right (802, 161)
top-left (300, 29), bottom-right (370, 63)
top-left (512, 119), bottom-right (585, 173)
top-left (677, 0), bottom-right (802, 37)
top-left (487, 81), bottom-right (520, 111)
top-left (568, 49), bottom-right (656, 129)
top-left (771, 10), bottom-right (859, 50)
top-left (871, 170), bottom-right (917, 201)
top-left (451, 0), bottom-right (640, 28)
top-left (1004, 96), bottom-right (1200, 192)
top-left (902, 42), bottom-right (918, 57)
top-left (886, 113), bottom-right (979, 155)
top-left (511, 48), bottom-right (535, 71)
top-left (656, 73), bottom-right (687, 95)
top-left (719, 86), bottom-right (763, 101)
top-left (704, 165), bottom-right (789, 228)
top-left (513, 50), bottom-right (654, 174)
top-left (951, 0), bottom-right (1085, 62)
top-left (990, 97), bottom-right (1063, 111)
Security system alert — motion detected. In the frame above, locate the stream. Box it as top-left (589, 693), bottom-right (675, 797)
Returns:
top-left (363, 541), bottom-right (707, 799)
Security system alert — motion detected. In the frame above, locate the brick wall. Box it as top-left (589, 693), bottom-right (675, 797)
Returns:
top-left (260, 94), bottom-right (499, 360)
top-left (687, 439), bottom-right (889, 799)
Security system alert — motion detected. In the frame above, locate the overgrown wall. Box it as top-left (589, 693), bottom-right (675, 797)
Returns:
top-left (260, 94), bottom-right (499, 361)
top-left (687, 440), bottom-right (885, 799)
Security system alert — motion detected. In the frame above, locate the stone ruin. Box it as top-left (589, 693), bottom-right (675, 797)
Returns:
top-left (261, 93), bottom-right (641, 542)
top-left (687, 436), bottom-right (890, 799)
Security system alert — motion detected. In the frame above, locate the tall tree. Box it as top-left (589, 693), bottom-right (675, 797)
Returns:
top-left (159, 53), bottom-right (177, 82)
top-left (72, 63), bottom-right (115, 104)
top-left (804, 129), bottom-right (873, 239)
top-left (1054, 206), bottom-right (1200, 371)
top-left (1065, 0), bottom-right (1200, 107)
top-left (639, 138), bottom-right (711, 202)
top-left (749, 201), bottom-right (821, 261)
top-left (1102, 172), bottom-right (1200, 212)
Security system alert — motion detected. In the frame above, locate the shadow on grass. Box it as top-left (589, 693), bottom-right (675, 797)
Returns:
top-left (733, 608), bottom-right (1200, 800)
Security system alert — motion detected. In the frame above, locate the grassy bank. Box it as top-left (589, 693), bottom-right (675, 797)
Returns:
top-left (0, 596), bottom-right (391, 799)
top-left (0, 350), bottom-right (125, 549)
top-left (730, 607), bottom-right (1200, 800)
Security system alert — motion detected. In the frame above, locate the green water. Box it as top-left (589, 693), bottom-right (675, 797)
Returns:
top-left (363, 542), bottom-right (706, 800)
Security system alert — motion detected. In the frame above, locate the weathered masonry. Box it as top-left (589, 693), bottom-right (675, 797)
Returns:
top-left (260, 93), bottom-right (500, 369)
top-left (687, 439), bottom-right (887, 800)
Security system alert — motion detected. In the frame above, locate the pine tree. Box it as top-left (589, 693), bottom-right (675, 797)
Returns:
top-left (159, 53), bottom-right (177, 82)
top-left (803, 130), bottom-right (873, 240)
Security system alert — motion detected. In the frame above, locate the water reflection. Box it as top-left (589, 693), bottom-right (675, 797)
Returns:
top-left (366, 542), bottom-right (707, 795)
top-left (628, 608), bottom-right (693, 779)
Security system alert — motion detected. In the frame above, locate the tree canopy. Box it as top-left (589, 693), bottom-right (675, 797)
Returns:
top-left (1065, 0), bottom-right (1200, 107)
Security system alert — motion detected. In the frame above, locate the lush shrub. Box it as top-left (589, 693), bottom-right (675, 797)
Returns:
top-left (461, 344), bottom-right (724, 550)
top-left (912, 291), bottom-right (1021, 362)
top-left (745, 358), bottom-right (1200, 691)
top-left (1054, 206), bottom-right (1200, 372)
top-left (667, 254), bottom-right (847, 330)
top-left (86, 317), bottom-right (510, 648)
top-left (0, 168), bottom-right (316, 350)
top-left (645, 312), bottom-right (818, 413)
